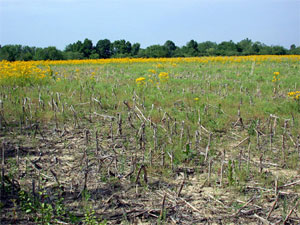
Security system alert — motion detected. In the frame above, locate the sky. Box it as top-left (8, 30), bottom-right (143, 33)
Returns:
top-left (0, 0), bottom-right (299, 50)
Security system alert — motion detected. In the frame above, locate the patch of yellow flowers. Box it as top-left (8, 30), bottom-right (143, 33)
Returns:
top-left (272, 72), bottom-right (280, 83)
top-left (148, 69), bottom-right (156, 74)
top-left (288, 91), bottom-right (300, 100)
top-left (0, 60), bottom-right (52, 86)
top-left (136, 77), bottom-right (146, 86)
top-left (2, 55), bottom-right (299, 87)
top-left (158, 72), bottom-right (169, 82)
top-left (136, 70), bottom-right (169, 87)
top-left (3, 55), bottom-right (297, 67)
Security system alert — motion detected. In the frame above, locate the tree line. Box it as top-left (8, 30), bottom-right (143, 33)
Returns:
top-left (1, 38), bottom-right (299, 61)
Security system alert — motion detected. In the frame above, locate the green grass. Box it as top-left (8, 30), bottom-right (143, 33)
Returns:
top-left (1, 57), bottom-right (299, 224)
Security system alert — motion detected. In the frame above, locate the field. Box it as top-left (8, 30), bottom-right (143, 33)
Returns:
top-left (1, 55), bottom-right (300, 224)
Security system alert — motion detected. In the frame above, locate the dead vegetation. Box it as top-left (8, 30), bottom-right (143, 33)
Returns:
top-left (1, 60), bottom-right (300, 224)
top-left (1, 100), bottom-right (299, 224)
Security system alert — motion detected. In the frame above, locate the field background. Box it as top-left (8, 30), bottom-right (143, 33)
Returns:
top-left (1, 55), bottom-right (300, 224)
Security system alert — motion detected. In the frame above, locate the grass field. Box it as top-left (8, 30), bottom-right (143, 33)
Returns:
top-left (1, 55), bottom-right (300, 224)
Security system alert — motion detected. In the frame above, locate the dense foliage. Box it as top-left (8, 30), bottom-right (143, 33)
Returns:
top-left (0, 38), bottom-right (299, 61)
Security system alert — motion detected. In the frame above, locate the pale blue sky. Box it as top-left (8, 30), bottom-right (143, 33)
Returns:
top-left (0, 0), bottom-right (299, 50)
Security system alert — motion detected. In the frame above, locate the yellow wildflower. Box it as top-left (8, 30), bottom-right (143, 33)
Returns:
top-left (148, 69), bottom-right (156, 74)
top-left (136, 77), bottom-right (146, 86)
top-left (156, 63), bottom-right (163, 68)
top-left (158, 72), bottom-right (169, 82)
top-left (288, 91), bottom-right (300, 100)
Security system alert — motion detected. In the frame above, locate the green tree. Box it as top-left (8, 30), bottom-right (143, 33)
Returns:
top-left (125, 41), bottom-right (132, 55)
top-left (144, 45), bottom-right (169, 58)
top-left (290, 44), bottom-right (296, 51)
top-left (137, 48), bottom-right (147, 58)
top-left (198, 41), bottom-right (217, 56)
top-left (0, 45), bottom-right (22, 61)
top-left (271, 45), bottom-right (287, 55)
top-left (164, 40), bottom-right (177, 57)
top-left (33, 48), bottom-right (46, 60)
top-left (217, 40), bottom-right (238, 56)
top-left (172, 47), bottom-right (185, 57)
top-left (96, 39), bottom-right (112, 58)
top-left (33, 47), bottom-right (63, 60)
top-left (46, 47), bottom-right (63, 60)
top-left (112, 40), bottom-right (132, 57)
top-left (259, 44), bottom-right (272, 55)
top-left (289, 44), bottom-right (300, 55)
top-left (251, 42), bottom-right (262, 54)
top-left (63, 51), bottom-right (84, 60)
top-left (237, 38), bottom-right (253, 55)
top-left (88, 49), bottom-right (99, 59)
top-left (19, 46), bottom-right (35, 61)
top-left (185, 40), bottom-right (198, 56)
top-left (65, 40), bottom-right (83, 52)
top-left (131, 43), bottom-right (141, 56)
top-left (80, 38), bottom-right (93, 58)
